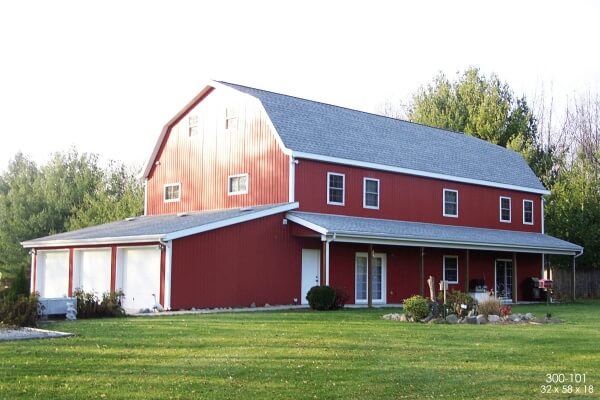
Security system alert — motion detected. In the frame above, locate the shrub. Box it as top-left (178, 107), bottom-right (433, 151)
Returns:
top-left (333, 287), bottom-right (349, 309)
top-left (0, 292), bottom-right (40, 327)
top-left (306, 286), bottom-right (340, 310)
top-left (403, 295), bottom-right (430, 321)
top-left (478, 298), bottom-right (501, 317)
top-left (74, 289), bottom-right (125, 318)
top-left (443, 290), bottom-right (476, 318)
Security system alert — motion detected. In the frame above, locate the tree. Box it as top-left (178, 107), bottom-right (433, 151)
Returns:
top-left (407, 68), bottom-right (556, 184)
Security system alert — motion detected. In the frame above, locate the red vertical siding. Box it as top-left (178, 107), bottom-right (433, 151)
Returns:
top-left (170, 213), bottom-right (304, 309)
top-left (147, 90), bottom-right (289, 215)
top-left (296, 160), bottom-right (542, 232)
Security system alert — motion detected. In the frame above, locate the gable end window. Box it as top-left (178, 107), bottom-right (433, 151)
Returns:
top-left (327, 173), bottom-right (345, 205)
top-left (225, 107), bottom-right (238, 131)
top-left (523, 200), bottom-right (534, 225)
top-left (443, 189), bottom-right (458, 217)
top-left (500, 196), bottom-right (511, 223)
top-left (443, 256), bottom-right (459, 284)
top-left (363, 178), bottom-right (380, 209)
top-left (188, 114), bottom-right (199, 137)
top-left (228, 174), bottom-right (248, 195)
top-left (164, 183), bottom-right (181, 202)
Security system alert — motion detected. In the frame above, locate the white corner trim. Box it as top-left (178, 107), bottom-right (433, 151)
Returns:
top-left (292, 151), bottom-right (551, 195)
top-left (164, 240), bottom-right (173, 311)
top-left (285, 213), bottom-right (329, 235)
top-left (30, 251), bottom-right (35, 294)
top-left (164, 202), bottom-right (299, 241)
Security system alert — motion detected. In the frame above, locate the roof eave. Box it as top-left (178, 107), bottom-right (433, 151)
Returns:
top-left (21, 234), bottom-right (164, 249)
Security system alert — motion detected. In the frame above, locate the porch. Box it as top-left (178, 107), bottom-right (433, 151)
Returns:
top-left (287, 211), bottom-right (583, 306)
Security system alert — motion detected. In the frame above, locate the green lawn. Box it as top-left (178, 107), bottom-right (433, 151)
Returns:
top-left (0, 302), bottom-right (598, 399)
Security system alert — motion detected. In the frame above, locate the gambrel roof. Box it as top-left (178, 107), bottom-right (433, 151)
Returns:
top-left (217, 81), bottom-right (547, 194)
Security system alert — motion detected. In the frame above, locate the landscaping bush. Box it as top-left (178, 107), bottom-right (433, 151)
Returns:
top-left (333, 287), bottom-right (349, 309)
top-left (0, 292), bottom-right (40, 327)
top-left (306, 285), bottom-right (340, 310)
top-left (74, 289), bottom-right (125, 318)
top-left (403, 295), bottom-right (430, 320)
top-left (442, 290), bottom-right (476, 317)
top-left (477, 298), bottom-right (501, 316)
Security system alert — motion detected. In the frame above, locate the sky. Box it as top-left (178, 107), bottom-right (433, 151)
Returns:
top-left (1, 0), bottom-right (599, 173)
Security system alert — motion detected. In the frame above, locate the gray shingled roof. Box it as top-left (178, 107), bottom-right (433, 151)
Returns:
top-left (287, 211), bottom-right (582, 255)
top-left (22, 203), bottom-right (296, 247)
top-left (218, 81), bottom-right (546, 192)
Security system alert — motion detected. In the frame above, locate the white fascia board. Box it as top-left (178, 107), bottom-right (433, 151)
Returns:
top-left (284, 214), bottom-right (329, 235)
top-left (21, 235), bottom-right (164, 249)
top-left (164, 202), bottom-right (299, 241)
top-left (331, 233), bottom-right (580, 256)
top-left (292, 151), bottom-right (551, 196)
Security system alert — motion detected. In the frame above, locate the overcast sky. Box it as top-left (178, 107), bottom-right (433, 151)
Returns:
top-left (1, 0), bottom-right (598, 173)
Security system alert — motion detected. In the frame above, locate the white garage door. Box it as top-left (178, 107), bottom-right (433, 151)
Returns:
top-left (73, 249), bottom-right (111, 295)
top-left (36, 250), bottom-right (69, 298)
top-left (117, 247), bottom-right (161, 311)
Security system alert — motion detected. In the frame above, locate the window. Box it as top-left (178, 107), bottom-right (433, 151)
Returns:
top-left (363, 178), bottom-right (379, 209)
top-left (164, 183), bottom-right (181, 202)
top-left (443, 189), bottom-right (458, 217)
top-left (188, 114), bottom-right (199, 137)
top-left (228, 174), bottom-right (248, 195)
top-left (225, 107), bottom-right (238, 131)
top-left (500, 196), bottom-right (511, 223)
top-left (523, 199), bottom-right (534, 225)
top-left (443, 256), bottom-right (458, 284)
top-left (355, 253), bottom-right (386, 303)
top-left (327, 173), bottom-right (345, 205)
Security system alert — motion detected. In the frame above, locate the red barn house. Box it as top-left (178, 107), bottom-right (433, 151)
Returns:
top-left (22, 81), bottom-right (583, 312)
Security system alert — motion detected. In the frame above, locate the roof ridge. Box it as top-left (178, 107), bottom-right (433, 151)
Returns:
top-left (216, 80), bottom-right (508, 149)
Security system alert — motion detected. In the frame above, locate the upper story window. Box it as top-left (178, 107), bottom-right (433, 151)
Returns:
top-left (327, 172), bottom-right (345, 205)
top-left (523, 199), bottom-right (534, 225)
top-left (164, 183), bottom-right (181, 203)
top-left (228, 174), bottom-right (248, 195)
top-left (188, 114), bottom-right (199, 137)
top-left (363, 178), bottom-right (379, 209)
top-left (225, 107), bottom-right (238, 131)
top-left (500, 196), bottom-right (511, 223)
top-left (443, 189), bottom-right (458, 217)
top-left (443, 255), bottom-right (459, 284)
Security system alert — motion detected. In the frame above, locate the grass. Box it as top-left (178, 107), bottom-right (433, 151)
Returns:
top-left (0, 302), bottom-right (599, 399)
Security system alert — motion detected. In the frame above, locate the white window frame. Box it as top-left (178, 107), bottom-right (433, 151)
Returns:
top-left (327, 172), bottom-right (345, 206)
top-left (354, 252), bottom-right (387, 304)
top-left (163, 183), bottom-right (181, 203)
top-left (523, 199), bottom-right (534, 225)
top-left (443, 255), bottom-right (459, 284)
top-left (224, 107), bottom-right (238, 132)
top-left (228, 173), bottom-right (248, 195)
top-left (363, 177), bottom-right (380, 209)
top-left (499, 196), bottom-right (512, 223)
top-left (188, 114), bottom-right (199, 137)
top-left (443, 189), bottom-right (458, 218)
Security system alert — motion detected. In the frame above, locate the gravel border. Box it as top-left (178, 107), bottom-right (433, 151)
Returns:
top-left (0, 327), bottom-right (74, 342)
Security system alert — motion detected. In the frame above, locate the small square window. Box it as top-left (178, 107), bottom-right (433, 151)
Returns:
top-left (327, 173), bottom-right (345, 205)
top-left (225, 107), bottom-right (238, 131)
top-left (188, 115), bottom-right (199, 137)
top-left (443, 256), bottom-right (458, 284)
top-left (228, 174), bottom-right (248, 195)
top-left (443, 189), bottom-right (458, 217)
top-left (164, 183), bottom-right (181, 202)
top-left (500, 197), bottom-right (511, 223)
top-left (363, 178), bottom-right (379, 209)
top-left (523, 200), bottom-right (534, 225)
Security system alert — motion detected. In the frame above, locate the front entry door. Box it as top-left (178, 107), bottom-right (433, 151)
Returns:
top-left (301, 249), bottom-right (321, 305)
top-left (495, 260), bottom-right (513, 300)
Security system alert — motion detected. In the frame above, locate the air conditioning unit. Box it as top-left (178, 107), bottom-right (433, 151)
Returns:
top-left (38, 297), bottom-right (77, 317)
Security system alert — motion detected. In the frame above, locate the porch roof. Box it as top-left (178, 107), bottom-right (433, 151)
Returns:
top-left (286, 212), bottom-right (583, 256)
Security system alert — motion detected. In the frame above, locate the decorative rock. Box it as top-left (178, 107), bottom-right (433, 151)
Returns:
top-left (508, 314), bottom-right (521, 322)
top-left (264, 303), bottom-right (271, 308)
top-left (487, 314), bottom-right (500, 323)
top-left (445, 314), bottom-right (459, 324)
top-left (250, 302), bottom-right (256, 308)
top-left (399, 314), bottom-right (407, 322)
top-left (466, 316), bottom-right (478, 324)
top-left (476, 314), bottom-right (487, 324)
top-left (382, 313), bottom-right (404, 321)
top-left (524, 313), bottom-right (534, 320)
